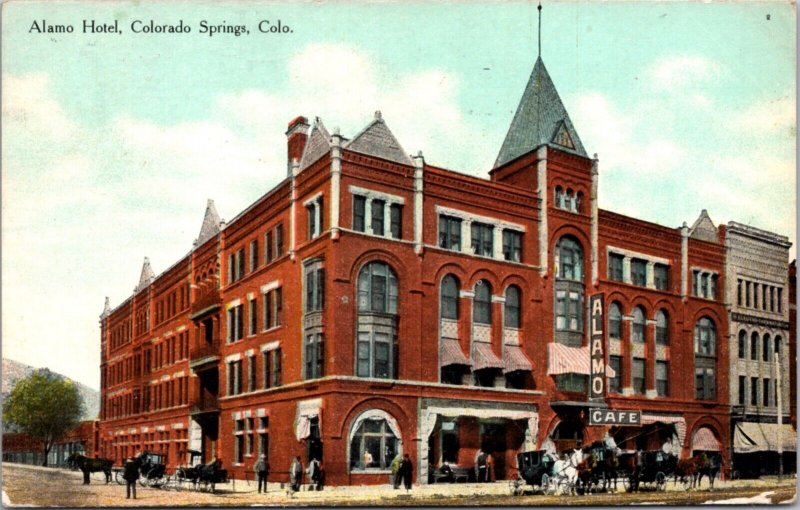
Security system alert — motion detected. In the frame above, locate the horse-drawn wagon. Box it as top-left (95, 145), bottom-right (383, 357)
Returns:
top-left (165, 451), bottom-right (228, 492)
top-left (511, 450), bottom-right (558, 495)
top-left (618, 450), bottom-right (676, 492)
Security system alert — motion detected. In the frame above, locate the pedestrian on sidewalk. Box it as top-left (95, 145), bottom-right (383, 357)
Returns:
top-left (307, 457), bottom-right (321, 491)
top-left (123, 457), bottom-right (139, 500)
top-left (400, 454), bottom-right (413, 490)
top-left (289, 456), bottom-right (303, 493)
top-left (475, 449), bottom-right (487, 483)
top-left (390, 454), bottom-right (402, 489)
top-left (253, 454), bottom-right (268, 493)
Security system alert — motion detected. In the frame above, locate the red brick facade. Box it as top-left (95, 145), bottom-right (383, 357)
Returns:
top-left (99, 57), bottom-right (736, 485)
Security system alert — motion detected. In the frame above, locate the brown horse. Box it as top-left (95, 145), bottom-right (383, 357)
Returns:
top-left (675, 453), bottom-right (721, 490)
top-left (66, 453), bottom-right (113, 484)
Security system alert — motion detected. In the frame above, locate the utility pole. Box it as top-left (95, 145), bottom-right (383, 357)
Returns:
top-left (776, 346), bottom-right (783, 480)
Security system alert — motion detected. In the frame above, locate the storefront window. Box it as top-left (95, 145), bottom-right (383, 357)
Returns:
top-left (349, 416), bottom-right (399, 471)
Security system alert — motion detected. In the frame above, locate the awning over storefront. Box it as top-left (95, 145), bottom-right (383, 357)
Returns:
top-left (441, 338), bottom-right (471, 367)
top-left (734, 422), bottom-right (797, 453)
top-left (503, 345), bottom-right (533, 373)
top-left (640, 413), bottom-right (687, 447)
top-left (422, 406), bottom-right (538, 447)
top-left (691, 427), bottom-right (721, 451)
top-left (547, 343), bottom-right (616, 377)
top-left (295, 398), bottom-right (322, 441)
top-left (472, 342), bottom-right (504, 370)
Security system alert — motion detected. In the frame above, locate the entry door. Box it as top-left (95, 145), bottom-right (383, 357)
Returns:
top-left (480, 423), bottom-right (507, 480)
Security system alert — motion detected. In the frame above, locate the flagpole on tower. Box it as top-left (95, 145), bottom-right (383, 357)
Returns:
top-left (538, 1), bottom-right (542, 57)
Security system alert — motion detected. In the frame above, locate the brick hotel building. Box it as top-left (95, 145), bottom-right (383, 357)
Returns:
top-left (97, 53), bottom-right (795, 484)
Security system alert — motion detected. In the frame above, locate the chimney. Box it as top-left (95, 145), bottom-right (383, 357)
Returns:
top-left (286, 116), bottom-right (309, 175)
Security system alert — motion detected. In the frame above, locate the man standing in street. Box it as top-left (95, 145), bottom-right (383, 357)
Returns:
top-left (400, 454), bottom-right (413, 490)
top-left (253, 454), bottom-right (268, 494)
top-left (475, 449), bottom-right (487, 483)
top-left (123, 457), bottom-right (139, 500)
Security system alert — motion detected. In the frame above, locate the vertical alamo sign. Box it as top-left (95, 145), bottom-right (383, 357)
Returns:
top-left (589, 293), bottom-right (605, 399)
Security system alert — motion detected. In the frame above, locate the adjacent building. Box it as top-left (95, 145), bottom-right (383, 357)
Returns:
top-left (97, 52), bottom-right (793, 485)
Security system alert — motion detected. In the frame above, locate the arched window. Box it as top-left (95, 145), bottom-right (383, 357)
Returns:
top-left (357, 262), bottom-right (399, 379)
top-left (775, 335), bottom-right (782, 355)
top-left (555, 186), bottom-right (564, 209)
top-left (473, 280), bottom-right (492, 325)
top-left (440, 275), bottom-right (459, 320)
top-left (357, 262), bottom-right (398, 314)
top-left (738, 330), bottom-right (747, 359)
top-left (608, 302), bottom-right (622, 339)
top-left (348, 411), bottom-right (401, 471)
top-left (575, 192), bottom-right (583, 213)
top-left (504, 285), bottom-right (521, 328)
top-left (566, 188), bottom-right (575, 212)
top-left (695, 317), bottom-right (716, 356)
top-left (694, 317), bottom-right (717, 400)
top-left (632, 307), bottom-right (645, 343)
top-left (750, 332), bottom-right (759, 361)
top-left (763, 334), bottom-right (771, 362)
top-left (655, 309), bottom-right (668, 345)
top-left (555, 237), bottom-right (583, 281)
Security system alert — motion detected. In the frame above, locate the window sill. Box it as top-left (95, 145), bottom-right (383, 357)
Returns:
top-left (261, 325), bottom-right (283, 334)
top-left (350, 469), bottom-right (392, 475)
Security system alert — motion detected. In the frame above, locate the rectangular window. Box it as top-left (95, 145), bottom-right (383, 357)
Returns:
top-left (275, 224), bottom-right (284, 257)
top-left (438, 215), bottom-right (462, 251)
top-left (608, 356), bottom-right (621, 393)
top-left (555, 373), bottom-right (588, 393)
top-left (250, 240), bottom-right (259, 272)
top-left (371, 199), bottom-right (385, 236)
top-left (746, 281), bottom-right (752, 307)
top-left (307, 203), bottom-right (317, 239)
top-left (631, 259), bottom-right (647, 286)
top-left (353, 195), bottom-right (366, 232)
top-left (265, 231), bottom-right (273, 263)
top-left (305, 335), bottom-right (324, 379)
top-left (751, 334), bottom-right (758, 360)
top-left (763, 336), bottom-right (771, 362)
top-left (608, 254), bottom-right (624, 282)
top-left (264, 288), bottom-right (282, 329)
top-left (695, 367), bottom-right (716, 400)
top-left (249, 298), bottom-right (257, 336)
top-left (263, 350), bottom-right (271, 389)
top-left (227, 305), bottom-right (244, 342)
top-left (632, 357), bottom-right (646, 395)
top-left (656, 361), bottom-right (668, 397)
top-left (272, 348), bottom-right (282, 387)
top-left (737, 279), bottom-right (743, 306)
top-left (763, 378), bottom-right (770, 407)
top-left (228, 360), bottom-right (243, 396)
top-left (470, 222), bottom-right (494, 257)
top-left (654, 264), bottom-right (669, 291)
top-left (305, 266), bottom-right (325, 313)
top-left (248, 355), bottom-right (256, 392)
top-left (693, 270), bottom-right (701, 297)
top-left (709, 274), bottom-right (717, 300)
top-left (762, 285), bottom-right (768, 310)
top-left (750, 377), bottom-right (758, 406)
top-left (237, 249), bottom-right (245, 280)
top-left (390, 204), bottom-right (402, 239)
top-left (738, 375), bottom-right (746, 406)
top-left (777, 288), bottom-right (783, 313)
top-left (502, 230), bottom-right (522, 262)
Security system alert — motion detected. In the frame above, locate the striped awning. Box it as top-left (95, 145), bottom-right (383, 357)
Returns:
top-left (691, 427), bottom-right (721, 452)
top-left (503, 345), bottom-right (533, 373)
top-left (734, 422), bottom-right (797, 453)
top-left (440, 338), bottom-right (471, 367)
top-left (547, 343), bottom-right (616, 377)
top-left (472, 342), bottom-right (504, 370)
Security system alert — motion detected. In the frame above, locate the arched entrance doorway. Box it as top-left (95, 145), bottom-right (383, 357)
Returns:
top-left (551, 419), bottom-right (585, 453)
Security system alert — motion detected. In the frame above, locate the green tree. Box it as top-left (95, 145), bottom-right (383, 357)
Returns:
top-left (3, 369), bottom-right (84, 466)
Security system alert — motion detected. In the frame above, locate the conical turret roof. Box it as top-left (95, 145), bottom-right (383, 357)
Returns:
top-left (494, 57), bottom-right (587, 167)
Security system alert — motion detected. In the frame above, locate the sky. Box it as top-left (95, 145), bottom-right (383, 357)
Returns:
top-left (2, 1), bottom-right (796, 390)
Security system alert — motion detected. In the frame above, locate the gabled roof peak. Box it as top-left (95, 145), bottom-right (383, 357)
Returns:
top-left (196, 199), bottom-right (222, 247)
top-left (494, 56), bottom-right (587, 168)
top-left (299, 118), bottom-right (332, 170)
top-left (344, 112), bottom-right (413, 166)
top-left (689, 209), bottom-right (718, 243)
top-left (136, 257), bottom-right (155, 292)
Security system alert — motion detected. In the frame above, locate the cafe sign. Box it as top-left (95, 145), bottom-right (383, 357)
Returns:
top-left (589, 409), bottom-right (641, 425)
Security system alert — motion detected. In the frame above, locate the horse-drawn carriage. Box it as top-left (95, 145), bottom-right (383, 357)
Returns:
top-left (512, 450), bottom-right (558, 495)
top-left (618, 449), bottom-right (677, 492)
top-left (165, 450), bottom-right (228, 492)
top-left (112, 451), bottom-right (168, 487)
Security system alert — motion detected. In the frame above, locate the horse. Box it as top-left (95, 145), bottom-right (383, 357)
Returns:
top-left (583, 442), bottom-right (620, 492)
top-left (675, 453), bottom-right (717, 490)
top-left (551, 449), bottom-right (581, 495)
top-left (66, 453), bottom-right (113, 485)
top-left (695, 453), bottom-right (722, 490)
top-left (196, 458), bottom-right (225, 493)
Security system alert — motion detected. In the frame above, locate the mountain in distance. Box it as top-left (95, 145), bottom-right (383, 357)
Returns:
top-left (2, 358), bottom-right (100, 421)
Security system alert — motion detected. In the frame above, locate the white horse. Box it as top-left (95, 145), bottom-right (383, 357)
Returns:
top-left (551, 449), bottom-right (582, 495)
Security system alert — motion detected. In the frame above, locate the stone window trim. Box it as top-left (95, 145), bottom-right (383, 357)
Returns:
top-left (435, 205), bottom-right (525, 260)
top-left (350, 185), bottom-right (405, 240)
top-left (605, 246), bottom-right (669, 289)
top-left (690, 266), bottom-right (719, 299)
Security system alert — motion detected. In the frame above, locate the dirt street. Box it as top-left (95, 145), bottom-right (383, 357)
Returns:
top-left (2, 463), bottom-right (796, 507)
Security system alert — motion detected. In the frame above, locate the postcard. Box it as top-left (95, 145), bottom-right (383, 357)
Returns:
top-left (2, 0), bottom-right (796, 507)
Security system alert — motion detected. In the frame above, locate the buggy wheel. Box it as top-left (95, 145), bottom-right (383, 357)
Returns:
top-left (656, 472), bottom-right (666, 492)
top-left (681, 475), bottom-right (692, 491)
top-left (115, 471), bottom-right (125, 485)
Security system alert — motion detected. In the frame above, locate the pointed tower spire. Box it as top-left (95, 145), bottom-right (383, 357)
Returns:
top-left (196, 199), bottom-right (222, 246)
top-left (494, 57), bottom-right (588, 167)
top-left (538, 2), bottom-right (542, 58)
top-left (136, 257), bottom-right (155, 292)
